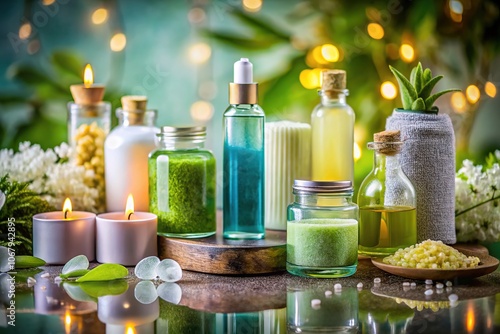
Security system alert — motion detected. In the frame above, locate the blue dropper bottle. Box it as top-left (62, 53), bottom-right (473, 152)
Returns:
top-left (223, 58), bottom-right (265, 239)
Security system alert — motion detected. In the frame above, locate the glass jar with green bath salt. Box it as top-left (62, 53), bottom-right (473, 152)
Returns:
top-left (287, 180), bottom-right (358, 278)
top-left (149, 126), bottom-right (216, 238)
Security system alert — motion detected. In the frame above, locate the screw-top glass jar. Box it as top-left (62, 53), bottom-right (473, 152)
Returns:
top-left (287, 180), bottom-right (358, 278)
top-left (149, 126), bottom-right (216, 238)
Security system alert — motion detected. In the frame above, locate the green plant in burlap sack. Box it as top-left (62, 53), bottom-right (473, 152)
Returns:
top-left (385, 63), bottom-right (460, 243)
top-left (389, 62), bottom-right (460, 114)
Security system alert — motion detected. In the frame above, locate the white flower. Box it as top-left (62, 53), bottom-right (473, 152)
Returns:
top-left (455, 150), bottom-right (500, 243)
top-left (0, 142), bottom-right (100, 212)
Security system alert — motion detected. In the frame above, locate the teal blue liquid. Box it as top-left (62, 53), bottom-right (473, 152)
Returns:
top-left (223, 105), bottom-right (265, 239)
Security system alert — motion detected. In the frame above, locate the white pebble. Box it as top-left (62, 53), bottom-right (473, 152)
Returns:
top-left (325, 290), bottom-right (332, 297)
top-left (436, 283), bottom-right (444, 289)
top-left (424, 289), bottom-right (433, 296)
top-left (410, 282), bottom-right (416, 287)
top-left (334, 283), bottom-right (342, 291)
top-left (403, 282), bottom-right (410, 287)
top-left (356, 282), bottom-right (363, 289)
top-left (54, 276), bottom-right (62, 283)
top-left (403, 286), bottom-right (410, 292)
top-left (311, 299), bottom-right (321, 309)
top-left (436, 289), bottom-right (443, 294)
top-left (40, 273), bottom-right (50, 279)
top-left (446, 281), bottom-right (453, 287)
top-left (373, 278), bottom-right (381, 284)
top-left (27, 277), bottom-right (36, 285)
top-left (448, 294), bottom-right (458, 302)
top-left (446, 287), bottom-right (453, 293)
top-left (425, 279), bottom-right (433, 285)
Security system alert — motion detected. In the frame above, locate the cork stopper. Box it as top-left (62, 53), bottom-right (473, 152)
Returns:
top-left (369, 130), bottom-right (402, 155)
top-left (322, 70), bottom-right (346, 91)
top-left (121, 95), bottom-right (148, 112)
top-left (70, 84), bottom-right (105, 105)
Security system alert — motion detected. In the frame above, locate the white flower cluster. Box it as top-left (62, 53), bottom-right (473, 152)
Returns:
top-left (0, 142), bottom-right (99, 212)
top-left (455, 150), bottom-right (500, 243)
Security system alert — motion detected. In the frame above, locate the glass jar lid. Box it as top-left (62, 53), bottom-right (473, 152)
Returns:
top-left (293, 180), bottom-right (353, 193)
top-left (158, 126), bottom-right (206, 139)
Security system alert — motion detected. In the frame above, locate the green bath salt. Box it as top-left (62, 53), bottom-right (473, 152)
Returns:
top-left (287, 218), bottom-right (358, 267)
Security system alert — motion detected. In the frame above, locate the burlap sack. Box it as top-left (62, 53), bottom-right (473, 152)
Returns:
top-left (386, 110), bottom-right (456, 244)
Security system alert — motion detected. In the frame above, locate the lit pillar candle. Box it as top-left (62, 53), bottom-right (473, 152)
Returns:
top-left (33, 198), bottom-right (96, 265)
top-left (96, 194), bottom-right (157, 266)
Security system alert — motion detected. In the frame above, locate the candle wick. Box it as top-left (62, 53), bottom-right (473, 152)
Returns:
top-left (128, 212), bottom-right (133, 220)
top-left (64, 210), bottom-right (69, 219)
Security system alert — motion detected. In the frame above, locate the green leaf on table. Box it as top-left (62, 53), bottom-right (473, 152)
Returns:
top-left (59, 269), bottom-right (91, 279)
top-left (62, 255), bottom-right (89, 275)
top-left (79, 279), bottom-right (128, 298)
top-left (15, 256), bottom-right (46, 269)
top-left (76, 263), bottom-right (128, 282)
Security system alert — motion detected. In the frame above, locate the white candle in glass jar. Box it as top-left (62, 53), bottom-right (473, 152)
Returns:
top-left (96, 194), bottom-right (157, 266)
top-left (33, 198), bottom-right (95, 264)
top-left (264, 121), bottom-right (311, 230)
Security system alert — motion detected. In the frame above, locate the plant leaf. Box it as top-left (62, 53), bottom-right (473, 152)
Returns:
top-left (62, 255), bottom-right (89, 275)
top-left (389, 65), bottom-right (417, 110)
top-left (200, 30), bottom-right (279, 50)
top-left (60, 269), bottom-right (90, 279)
top-left (75, 263), bottom-right (128, 282)
top-left (231, 9), bottom-right (289, 41)
top-left (415, 62), bottom-right (424, 94)
top-left (79, 280), bottom-right (128, 298)
top-left (423, 68), bottom-right (432, 84)
top-left (419, 75), bottom-right (443, 100)
top-left (410, 67), bottom-right (417, 87)
top-left (50, 51), bottom-right (84, 80)
top-left (411, 97), bottom-right (426, 111)
top-left (15, 256), bottom-right (46, 269)
top-left (425, 89), bottom-right (461, 109)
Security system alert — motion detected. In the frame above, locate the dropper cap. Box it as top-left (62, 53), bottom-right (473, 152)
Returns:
top-left (229, 58), bottom-right (258, 104)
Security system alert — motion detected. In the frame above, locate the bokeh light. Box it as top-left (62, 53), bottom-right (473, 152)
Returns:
top-left (188, 42), bottom-right (212, 64)
top-left (190, 101), bottom-right (214, 122)
top-left (188, 8), bottom-right (206, 24)
top-left (19, 23), bottom-right (31, 40)
top-left (321, 44), bottom-right (340, 62)
top-left (299, 69), bottom-right (321, 89)
top-left (27, 40), bottom-right (40, 55)
top-left (242, 0), bottom-right (263, 12)
top-left (354, 142), bottom-right (362, 162)
top-left (42, 0), bottom-right (55, 5)
top-left (110, 33), bottom-right (126, 52)
top-left (367, 23), bottom-right (384, 40)
top-left (400, 44), bottom-right (415, 62)
top-left (451, 91), bottom-right (467, 113)
top-left (380, 81), bottom-right (397, 100)
top-left (466, 84), bottom-right (480, 104)
top-left (311, 46), bottom-right (328, 65)
top-left (92, 8), bottom-right (108, 25)
top-left (485, 81), bottom-right (497, 98)
top-left (449, 0), bottom-right (463, 23)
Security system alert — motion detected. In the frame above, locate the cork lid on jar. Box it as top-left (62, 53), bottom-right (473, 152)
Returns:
top-left (368, 130), bottom-right (403, 156)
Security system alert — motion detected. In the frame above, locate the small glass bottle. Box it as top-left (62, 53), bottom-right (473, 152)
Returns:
top-left (149, 126), bottom-right (216, 238)
top-left (105, 96), bottom-right (158, 212)
top-left (68, 100), bottom-right (111, 213)
top-left (358, 130), bottom-right (417, 256)
top-left (311, 70), bottom-right (355, 182)
top-left (223, 58), bottom-right (265, 239)
top-left (287, 180), bottom-right (358, 278)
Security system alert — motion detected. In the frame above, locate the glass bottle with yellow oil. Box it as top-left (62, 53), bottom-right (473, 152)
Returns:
top-left (358, 130), bottom-right (417, 256)
top-left (311, 70), bottom-right (355, 182)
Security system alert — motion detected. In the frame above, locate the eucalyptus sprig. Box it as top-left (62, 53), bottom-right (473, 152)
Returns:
top-left (389, 62), bottom-right (460, 113)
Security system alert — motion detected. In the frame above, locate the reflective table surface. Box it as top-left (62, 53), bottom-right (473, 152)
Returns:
top-left (1, 258), bottom-right (500, 333)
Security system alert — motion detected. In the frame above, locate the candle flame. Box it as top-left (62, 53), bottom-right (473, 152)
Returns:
top-left (63, 198), bottom-right (72, 219)
top-left (125, 194), bottom-right (134, 220)
top-left (83, 64), bottom-right (93, 87)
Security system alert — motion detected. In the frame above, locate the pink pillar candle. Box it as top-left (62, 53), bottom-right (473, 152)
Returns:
top-left (96, 212), bottom-right (157, 266)
top-left (33, 211), bottom-right (96, 265)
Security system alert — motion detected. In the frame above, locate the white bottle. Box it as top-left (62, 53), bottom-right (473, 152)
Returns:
top-left (104, 96), bottom-right (159, 212)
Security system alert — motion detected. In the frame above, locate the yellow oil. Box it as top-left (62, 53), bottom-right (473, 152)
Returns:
top-left (358, 206), bottom-right (417, 256)
top-left (311, 105), bottom-right (354, 181)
